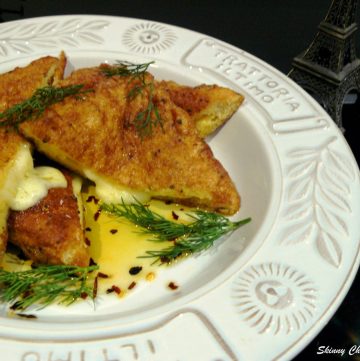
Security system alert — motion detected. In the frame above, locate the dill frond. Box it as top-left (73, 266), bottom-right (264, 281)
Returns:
top-left (101, 200), bottom-right (251, 265)
top-left (101, 61), bottom-right (162, 138)
top-left (0, 264), bottom-right (99, 310)
top-left (0, 84), bottom-right (92, 128)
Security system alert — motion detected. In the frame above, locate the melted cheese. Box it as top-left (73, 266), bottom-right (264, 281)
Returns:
top-left (3, 145), bottom-right (67, 212)
top-left (1, 253), bottom-right (32, 272)
top-left (84, 169), bottom-right (150, 204)
top-left (0, 143), bottom-right (33, 204)
top-left (10, 166), bottom-right (67, 211)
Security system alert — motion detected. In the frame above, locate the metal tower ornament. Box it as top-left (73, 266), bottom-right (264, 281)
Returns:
top-left (288, 0), bottom-right (360, 131)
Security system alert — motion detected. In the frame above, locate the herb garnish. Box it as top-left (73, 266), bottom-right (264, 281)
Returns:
top-left (0, 264), bottom-right (99, 310)
top-left (101, 200), bottom-right (251, 265)
top-left (0, 84), bottom-right (92, 128)
top-left (101, 61), bottom-right (153, 78)
top-left (101, 61), bottom-right (162, 138)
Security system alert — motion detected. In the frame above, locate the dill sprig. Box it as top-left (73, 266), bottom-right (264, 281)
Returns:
top-left (101, 61), bottom-right (162, 138)
top-left (101, 200), bottom-right (251, 265)
top-left (101, 61), bottom-right (153, 79)
top-left (0, 84), bottom-right (92, 128)
top-left (0, 264), bottom-right (99, 310)
top-left (133, 82), bottom-right (162, 138)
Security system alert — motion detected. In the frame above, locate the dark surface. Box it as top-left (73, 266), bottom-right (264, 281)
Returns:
top-left (0, 1), bottom-right (359, 359)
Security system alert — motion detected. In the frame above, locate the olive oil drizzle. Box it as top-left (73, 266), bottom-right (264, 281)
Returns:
top-left (101, 199), bottom-right (251, 265)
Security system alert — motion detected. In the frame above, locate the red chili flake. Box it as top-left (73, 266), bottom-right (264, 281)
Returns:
top-left (168, 282), bottom-right (179, 290)
top-left (85, 237), bottom-right (91, 246)
top-left (97, 272), bottom-right (109, 279)
top-left (10, 302), bottom-right (21, 310)
top-left (111, 285), bottom-right (121, 295)
top-left (110, 229), bottom-right (118, 234)
top-left (22, 290), bottom-right (32, 299)
top-left (128, 281), bottom-right (136, 290)
top-left (85, 227), bottom-right (92, 232)
top-left (16, 313), bottom-right (37, 319)
top-left (160, 256), bottom-right (171, 264)
top-left (172, 211), bottom-right (179, 220)
top-left (129, 266), bottom-right (142, 275)
top-left (86, 195), bottom-right (99, 204)
top-left (94, 209), bottom-right (101, 221)
top-left (81, 292), bottom-right (88, 299)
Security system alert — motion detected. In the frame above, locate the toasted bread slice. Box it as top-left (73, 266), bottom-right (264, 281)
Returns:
top-left (20, 66), bottom-right (240, 215)
top-left (0, 52), bottom-right (66, 107)
top-left (0, 52), bottom-right (73, 264)
top-left (159, 80), bottom-right (244, 138)
top-left (8, 171), bottom-right (89, 266)
top-left (0, 130), bottom-right (32, 261)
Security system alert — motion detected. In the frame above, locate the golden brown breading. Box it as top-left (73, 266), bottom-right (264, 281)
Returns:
top-left (20, 66), bottom-right (240, 215)
top-left (8, 171), bottom-right (89, 266)
top-left (0, 130), bottom-right (27, 261)
top-left (0, 52), bottom-right (67, 263)
top-left (0, 52), bottom-right (66, 110)
top-left (158, 80), bottom-right (244, 138)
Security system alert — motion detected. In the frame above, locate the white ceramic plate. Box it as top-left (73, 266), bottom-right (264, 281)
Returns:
top-left (0, 15), bottom-right (359, 361)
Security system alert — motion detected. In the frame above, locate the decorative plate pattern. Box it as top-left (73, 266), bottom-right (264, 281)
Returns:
top-left (0, 18), bottom-right (109, 56)
top-left (232, 263), bottom-right (317, 335)
top-left (281, 136), bottom-right (357, 267)
top-left (122, 22), bottom-right (177, 54)
top-left (0, 15), bottom-right (359, 361)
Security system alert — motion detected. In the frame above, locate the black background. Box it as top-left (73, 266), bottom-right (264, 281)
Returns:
top-left (1, 1), bottom-right (359, 360)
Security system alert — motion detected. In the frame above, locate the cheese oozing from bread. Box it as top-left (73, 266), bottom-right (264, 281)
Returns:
top-left (84, 169), bottom-right (151, 204)
top-left (9, 152), bottom-right (67, 211)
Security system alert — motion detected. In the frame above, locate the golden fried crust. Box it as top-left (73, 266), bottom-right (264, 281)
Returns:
top-left (20, 67), bottom-right (240, 215)
top-left (0, 53), bottom-right (67, 264)
top-left (8, 171), bottom-right (89, 266)
top-left (0, 130), bottom-right (26, 263)
top-left (0, 129), bottom-right (24, 169)
top-left (159, 80), bottom-right (244, 138)
top-left (0, 53), bottom-right (66, 111)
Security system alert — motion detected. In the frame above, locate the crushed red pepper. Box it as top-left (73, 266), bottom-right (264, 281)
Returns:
top-left (94, 209), bottom-right (101, 221)
top-left (86, 195), bottom-right (99, 204)
top-left (171, 211), bottom-right (179, 220)
top-left (107, 285), bottom-right (121, 294)
top-left (97, 272), bottom-right (109, 279)
top-left (129, 266), bottom-right (142, 275)
top-left (168, 282), bottom-right (179, 290)
top-left (128, 281), bottom-right (136, 290)
top-left (16, 313), bottom-right (37, 319)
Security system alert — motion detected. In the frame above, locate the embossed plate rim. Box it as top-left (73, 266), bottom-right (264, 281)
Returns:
top-left (0, 14), bottom-right (359, 361)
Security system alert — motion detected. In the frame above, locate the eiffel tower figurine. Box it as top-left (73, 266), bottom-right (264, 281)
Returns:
top-left (288, 0), bottom-right (360, 131)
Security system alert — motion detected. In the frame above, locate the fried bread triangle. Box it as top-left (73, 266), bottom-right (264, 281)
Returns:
top-left (1, 54), bottom-right (66, 261)
top-left (20, 65), bottom-right (241, 215)
top-left (158, 80), bottom-right (244, 138)
top-left (0, 53), bottom-right (89, 266)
